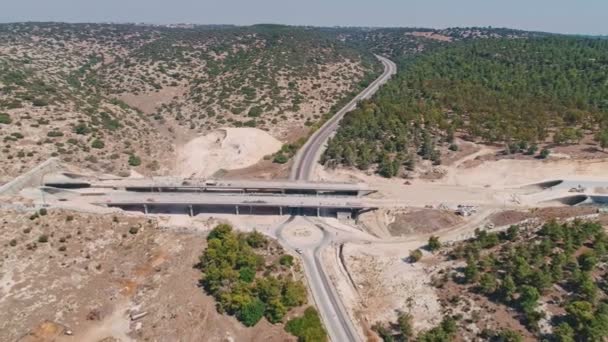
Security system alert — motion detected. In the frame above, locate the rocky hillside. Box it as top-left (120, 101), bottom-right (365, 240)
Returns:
top-left (0, 23), bottom-right (377, 182)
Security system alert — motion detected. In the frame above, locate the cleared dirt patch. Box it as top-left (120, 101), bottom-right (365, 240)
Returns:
top-left (388, 209), bottom-right (463, 236)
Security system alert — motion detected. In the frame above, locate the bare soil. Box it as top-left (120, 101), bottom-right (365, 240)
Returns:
top-left (387, 209), bottom-right (463, 236)
top-left (0, 209), bottom-right (293, 342)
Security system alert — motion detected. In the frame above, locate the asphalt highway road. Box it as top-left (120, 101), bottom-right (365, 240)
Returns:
top-left (273, 216), bottom-right (360, 342)
top-left (285, 55), bottom-right (397, 341)
top-left (290, 55), bottom-right (397, 181)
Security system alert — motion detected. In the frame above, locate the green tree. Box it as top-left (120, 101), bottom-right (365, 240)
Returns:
top-left (566, 301), bottom-right (594, 333)
top-left (506, 225), bottom-right (519, 241)
top-left (553, 322), bottom-right (575, 342)
top-left (397, 312), bottom-right (414, 339)
top-left (519, 285), bottom-right (540, 312)
top-left (238, 298), bottom-right (265, 327)
top-left (578, 251), bottom-right (597, 272)
top-left (282, 279), bottom-right (307, 307)
top-left (265, 297), bottom-right (287, 323)
top-left (597, 130), bottom-right (608, 151)
top-left (499, 275), bottom-right (517, 303)
top-left (464, 257), bottom-right (480, 283)
top-left (239, 267), bottom-right (255, 283)
top-left (479, 273), bottom-right (498, 295)
top-left (285, 307), bottom-right (327, 342)
top-left (495, 329), bottom-right (523, 342)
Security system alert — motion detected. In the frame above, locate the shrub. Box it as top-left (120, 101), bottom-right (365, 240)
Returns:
top-left (91, 139), bottom-right (105, 149)
top-left (47, 131), bottom-right (64, 137)
top-left (449, 144), bottom-right (459, 151)
top-left (129, 227), bottom-right (139, 235)
top-left (248, 106), bottom-right (263, 117)
top-left (9, 239), bottom-right (17, 246)
top-left (409, 249), bottom-right (423, 262)
top-left (279, 254), bottom-right (294, 267)
top-left (539, 148), bottom-right (551, 159)
top-left (58, 245), bottom-right (67, 252)
top-left (38, 235), bottom-right (49, 243)
top-left (39, 208), bottom-right (47, 216)
top-left (128, 154), bottom-right (142, 167)
top-left (428, 236), bottom-right (441, 251)
top-left (73, 123), bottom-right (90, 135)
top-left (32, 99), bottom-right (48, 107)
top-left (0, 113), bottom-right (11, 124)
top-left (273, 153), bottom-right (288, 164)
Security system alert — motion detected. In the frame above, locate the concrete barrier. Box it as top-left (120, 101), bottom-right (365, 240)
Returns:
top-left (0, 158), bottom-right (63, 196)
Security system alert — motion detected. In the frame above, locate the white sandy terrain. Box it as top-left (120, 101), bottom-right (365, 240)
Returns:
top-left (175, 128), bottom-right (282, 178)
top-left (315, 150), bottom-right (608, 209)
top-left (443, 158), bottom-right (608, 188)
top-left (341, 242), bottom-right (443, 332)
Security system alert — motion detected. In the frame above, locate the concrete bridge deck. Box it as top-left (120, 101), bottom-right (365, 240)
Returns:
top-left (44, 173), bottom-right (376, 197)
top-left (46, 189), bottom-right (378, 217)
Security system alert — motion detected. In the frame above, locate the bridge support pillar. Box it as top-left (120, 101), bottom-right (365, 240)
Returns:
top-left (279, 206), bottom-right (283, 216)
top-left (189, 205), bottom-right (193, 217)
top-left (143, 204), bottom-right (148, 214)
top-left (317, 207), bottom-right (320, 217)
top-left (235, 205), bottom-right (239, 215)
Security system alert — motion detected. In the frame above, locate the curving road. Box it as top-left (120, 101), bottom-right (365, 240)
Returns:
top-left (273, 216), bottom-right (360, 342)
top-left (290, 55), bottom-right (397, 181)
top-left (283, 55), bottom-right (396, 342)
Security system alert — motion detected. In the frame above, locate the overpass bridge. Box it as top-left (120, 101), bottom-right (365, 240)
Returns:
top-left (43, 173), bottom-right (376, 197)
top-left (88, 192), bottom-right (375, 217)
top-left (41, 172), bottom-right (378, 218)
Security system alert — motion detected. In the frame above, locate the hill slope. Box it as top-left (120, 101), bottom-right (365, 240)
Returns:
top-left (0, 23), bottom-right (377, 181)
top-left (324, 35), bottom-right (608, 177)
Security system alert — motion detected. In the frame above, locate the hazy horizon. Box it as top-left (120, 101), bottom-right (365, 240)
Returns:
top-left (1, 0), bottom-right (607, 36)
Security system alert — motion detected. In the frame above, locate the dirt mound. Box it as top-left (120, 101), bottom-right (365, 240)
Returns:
top-left (175, 128), bottom-right (282, 178)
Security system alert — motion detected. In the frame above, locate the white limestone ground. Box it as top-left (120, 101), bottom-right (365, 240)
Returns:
top-left (175, 127), bottom-right (282, 178)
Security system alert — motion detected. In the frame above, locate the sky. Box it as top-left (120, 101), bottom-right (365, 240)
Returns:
top-left (1, 0), bottom-right (607, 35)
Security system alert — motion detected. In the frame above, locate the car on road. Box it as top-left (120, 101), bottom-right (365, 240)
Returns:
top-left (295, 248), bottom-right (303, 254)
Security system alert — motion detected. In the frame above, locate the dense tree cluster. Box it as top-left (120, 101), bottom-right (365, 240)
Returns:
top-left (199, 224), bottom-right (307, 326)
top-left (445, 220), bottom-right (608, 340)
top-left (325, 37), bottom-right (608, 177)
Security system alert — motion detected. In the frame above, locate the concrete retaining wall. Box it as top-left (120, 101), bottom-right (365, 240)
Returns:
top-left (0, 158), bottom-right (63, 196)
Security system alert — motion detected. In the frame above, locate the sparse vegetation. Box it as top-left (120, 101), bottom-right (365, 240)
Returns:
top-left (435, 220), bottom-right (608, 339)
